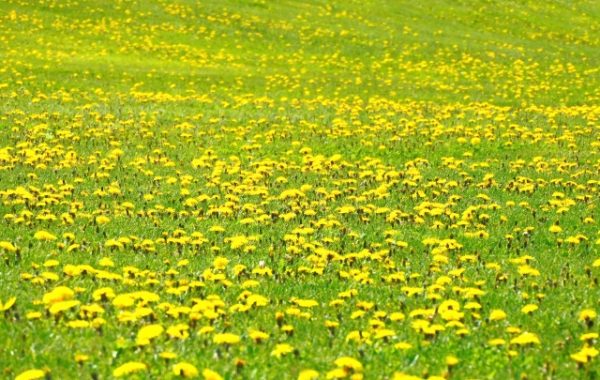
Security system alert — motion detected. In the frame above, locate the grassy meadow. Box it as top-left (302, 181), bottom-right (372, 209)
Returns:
top-left (0, 0), bottom-right (599, 379)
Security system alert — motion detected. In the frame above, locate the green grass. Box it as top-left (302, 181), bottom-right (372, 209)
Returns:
top-left (0, 0), bottom-right (599, 379)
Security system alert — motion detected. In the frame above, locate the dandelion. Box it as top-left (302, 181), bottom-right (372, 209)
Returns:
top-left (15, 369), bottom-right (46, 380)
top-left (136, 324), bottom-right (164, 345)
top-left (248, 328), bottom-right (269, 343)
top-left (549, 224), bottom-right (562, 233)
top-left (571, 346), bottom-right (599, 364)
top-left (34, 230), bottom-right (57, 241)
top-left (394, 342), bottom-right (413, 350)
top-left (446, 355), bottom-right (459, 367)
top-left (298, 369), bottom-right (320, 380)
top-left (271, 343), bottom-right (295, 358)
top-left (49, 300), bottom-right (80, 315)
top-left (213, 333), bottom-right (241, 345)
top-left (0, 297), bottom-right (16, 311)
top-left (113, 362), bottom-right (147, 377)
top-left (510, 332), bottom-right (541, 346)
top-left (0, 241), bottom-right (17, 252)
top-left (202, 368), bottom-right (224, 380)
top-left (391, 372), bottom-right (422, 380)
top-left (74, 354), bottom-right (89, 363)
top-left (489, 309), bottom-right (507, 321)
top-left (333, 356), bottom-right (363, 372)
top-left (173, 362), bottom-right (199, 378)
top-left (521, 304), bottom-right (538, 314)
top-left (43, 286), bottom-right (74, 304)
top-left (95, 215), bottom-right (110, 225)
top-left (579, 309), bottom-right (597, 323)
top-left (488, 338), bottom-right (506, 346)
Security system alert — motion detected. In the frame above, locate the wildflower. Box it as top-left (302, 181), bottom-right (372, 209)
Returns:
top-left (334, 356), bottom-right (363, 372)
top-left (49, 300), bottom-right (80, 315)
top-left (74, 354), bottom-right (89, 363)
top-left (549, 225), bottom-right (562, 233)
top-left (579, 309), bottom-right (597, 322)
top-left (391, 373), bottom-right (422, 380)
top-left (510, 332), bottom-right (541, 346)
top-left (0, 297), bottom-right (16, 311)
top-left (113, 362), bottom-right (147, 377)
top-left (293, 298), bottom-right (319, 308)
top-left (43, 286), bottom-right (75, 304)
top-left (0, 241), bottom-right (17, 252)
top-left (489, 309), bottom-right (507, 321)
top-left (446, 355), bottom-right (459, 366)
top-left (395, 342), bottom-right (413, 350)
top-left (95, 215), bottom-right (110, 225)
top-left (374, 329), bottom-right (395, 340)
top-left (580, 333), bottom-right (599, 342)
top-left (271, 343), bottom-right (295, 358)
top-left (521, 304), bottom-right (538, 314)
top-left (248, 328), bottom-right (269, 343)
top-left (570, 346), bottom-right (599, 364)
top-left (34, 230), bottom-right (57, 241)
top-left (213, 333), bottom-right (241, 345)
top-left (298, 369), bottom-right (320, 380)
top-left (173, 362), bottom-right (199, 378)
top-left (202, 368), bottom-right (224, 380)
top-left (488, 338), bottom-right (506, 346)
top-left (15, 369), bottom-right (46, 380)
top-left (136, 324), bottom-right (164, 345)
top-left (160, 352), bottom-right (178, 360)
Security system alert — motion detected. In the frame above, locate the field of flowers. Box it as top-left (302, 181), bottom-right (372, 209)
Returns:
top-left (0, 0), bottom-right (599, 379)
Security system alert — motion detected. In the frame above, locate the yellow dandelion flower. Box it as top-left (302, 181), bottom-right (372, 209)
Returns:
top-left (521, 304), bottom-right (538, 314)
top-left (549, 225), bottom-right (562, 233)
top-left (445, 355), bottom-right (459, 366)
top-left (213, 333), bottom-right (241, 345)
top-left (173, 362), bottom-right (199, 378)
top-left (248, 328), bottom-right (269, 343)
top-left (394, 342), bottom-right (413, 350)
top-left (43, 286), bottom-right (75, 304)
top-left (202, 368), bottom-right (223, 380)
top-left (489, 309), bottom-right (507, 321)
top-left (49, 300), bottom-right (80, 315)
top-left (579, 309), bottom-right (597, 321)
top-left (136, 324), bottom-right (164, 345)
top-left (0, 297), bottom-right (16, 311)
top-left (298, 369), bottom-right (319, 380)
top-left (391, 372), bottom-right (422, 380)
top-left (0, 241), bottom-right (17, 252)
top-left (510, 332), bottom-right (540, 346)
top-left (334, 357), bottom-right (363, 372)
top-left (95, 215), bottom-right (110, 225)
top-left (571, 346), bottom-right (598, 364)
top-left (15, 369), bottom-right (46, 380)
top-left (34, 230), bottom-right (57, 241)
top-left (113, 362), bottom-right (147, 377)
top-left (160, 352), bottom-right (178, 360)
top-left (271, 343), bottom-right (295, 358)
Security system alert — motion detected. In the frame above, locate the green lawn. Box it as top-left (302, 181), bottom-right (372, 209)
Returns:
top-left (0, 0), bottom-right (599, 379)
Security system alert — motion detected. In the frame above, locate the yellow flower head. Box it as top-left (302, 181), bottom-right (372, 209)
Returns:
top-left (213, 333), bottom-right (241, 345)
top-left (113, 362), bottom-right (147, 377)
top-left (173, 362), bottom-right (199, 378)
top-left (15, 369), bottom-right (46, 380)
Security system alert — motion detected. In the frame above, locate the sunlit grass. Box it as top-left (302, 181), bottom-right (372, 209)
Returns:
top-left (0, 0), bottom-right (599, 379)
